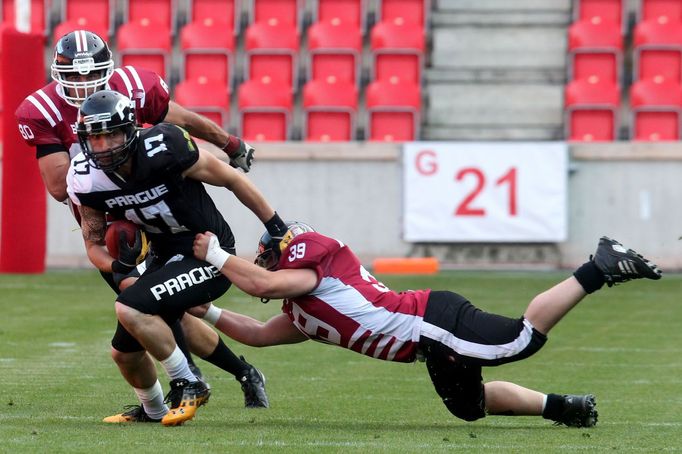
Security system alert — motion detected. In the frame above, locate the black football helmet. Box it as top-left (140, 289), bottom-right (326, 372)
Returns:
top-left (77, 90), bottom-right (138, 171)
top-left (51, 30), bottom-right (114, 106)
top-left (255, 222), bottom-right (315, 270)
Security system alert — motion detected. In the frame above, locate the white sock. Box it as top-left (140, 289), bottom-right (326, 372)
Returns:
top-left (202, 303), bottom-right (222, 325)
top-left (541, 394), bottom-right (548, 412)
top-left (134, 380), bottom-right (168, 420)
top-left (160, 346), bottom-right (196, 382)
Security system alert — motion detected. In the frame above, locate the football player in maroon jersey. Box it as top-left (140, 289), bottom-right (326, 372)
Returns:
top-left (16, 30), bottom-right (253, 204)
top-left (193, 223), bottom-right (662, 427)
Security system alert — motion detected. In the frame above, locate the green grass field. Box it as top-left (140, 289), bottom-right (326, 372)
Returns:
top-left (1, 270), bottom-right (680, 453)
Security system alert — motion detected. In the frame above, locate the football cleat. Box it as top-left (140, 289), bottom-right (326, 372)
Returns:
top-left (189, 363), bottom-right (209, 389)
top-left (551, 394), bottom-right (598, 428)
top-left (238, 356), bottom-right (269, 408)
top-left (102, 405), bottom-right (161, 423)
top-left (161, 378), bottom-right (211, 426)
top-left (592, 236), bottom-right (662, 287)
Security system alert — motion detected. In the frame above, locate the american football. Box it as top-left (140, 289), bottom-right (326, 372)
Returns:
top-left (105, 220), bottom-right (141, 260)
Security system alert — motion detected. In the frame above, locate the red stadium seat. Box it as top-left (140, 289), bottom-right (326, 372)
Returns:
top-left (3, 0), bottom-right (48, 35)
top-left (630, 78), bottom-right (682, 140)
top-left (377, 0), bottom-right (429, 29)
top-left (568, 19), bottom-right (623, 84)
top-left (252, 0), bottom-right (302, 29)
top-left (117, 22), bottom-right (172, 80)
top-left (639, 0), bottom-right (682, 23)
top-left (315, 0), bottom-right (366, 30)
top-left (370, 20), bottom-right (425, 84)
top-left (52, 21), bottom-right (109, 46)
top-left (245, 21), bottom-right (299, 89)
top-left (574, 0), bottom-right (624, 27)
top-left (188, 0), bottom-right (239, 33)
top-left (123, 0), bottom-right (175, 35)
top-left (175, 78), bottom-right (231, 128)
top-left (302, 78), bottom-right (358, 141)
top-left (307, 20), bottom-right (362, 86)
top-left (565, 78), bottom-right (621, 141)
top-left (238, 79), bottom-right (293, 141)
top-left (365, 79), bottom-right (421, 141)
top-left (633, 18), bottom-right (682, 83)
top-left (180, 20), bottom-right (235, 89)
top-left (59, 0), bottom-right (113, 39)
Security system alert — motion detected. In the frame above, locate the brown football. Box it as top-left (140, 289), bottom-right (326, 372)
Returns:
top-left (105, 220), bottom-right (140, 260)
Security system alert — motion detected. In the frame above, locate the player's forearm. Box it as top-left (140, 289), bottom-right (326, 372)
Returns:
top-left (227, 175), bottom-right (276, 223)
top-left (213, 308), bottom-right (267, 346)
top-left (38, 153), bottom-right (70, 202)
top-left (221, 255), bottom-right (282, 298)
top-left (166, 101), bottom-right (229, 148)
top-left (86, 242), bottom-right (114, 273)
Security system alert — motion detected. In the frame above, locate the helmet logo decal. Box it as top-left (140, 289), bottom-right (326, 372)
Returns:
top-left (114, 98), bottom-right (130, 120)
top-left (279, 231), bottom-right (295, 252)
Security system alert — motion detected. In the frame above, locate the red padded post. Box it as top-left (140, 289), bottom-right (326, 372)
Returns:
top-left (0, 26), bottom-right (46, 273)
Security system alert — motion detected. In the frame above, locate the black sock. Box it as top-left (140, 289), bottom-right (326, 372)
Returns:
top-left (542, 393), bottom-right (565, 420)
top-left (573, 261), bottom-right (605, 294)
top-left (170, 319), bottom-right (196, 368)
top-left (201, 338), bottom-right (248, 378)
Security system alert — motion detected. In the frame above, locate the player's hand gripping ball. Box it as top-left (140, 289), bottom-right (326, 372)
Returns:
top-left (105, 220), bottom-right (149, 265)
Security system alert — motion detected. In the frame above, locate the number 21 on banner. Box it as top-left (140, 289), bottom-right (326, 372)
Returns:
top-left (454, 167), bottom-right (517, 217)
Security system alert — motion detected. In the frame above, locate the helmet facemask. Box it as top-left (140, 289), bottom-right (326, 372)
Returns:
top-left (79, 128), bottom-right (136, 171)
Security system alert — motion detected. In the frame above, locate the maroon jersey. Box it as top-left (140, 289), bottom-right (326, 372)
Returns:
top-left (15, 66), bottom-right (170, 159)
top-left (279, 232), bottom-right (431, 363)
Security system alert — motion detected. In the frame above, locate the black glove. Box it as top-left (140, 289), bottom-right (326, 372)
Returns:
top-left (112, 230), bottom-right (147, 272)
top-left (111, 230), bottom-right (148, 288)
top-left (225, 138), bottom-right (254, 173)
top-left (264, 212), bottom-right (288, 238)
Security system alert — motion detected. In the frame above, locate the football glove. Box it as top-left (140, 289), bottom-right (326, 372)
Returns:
top-left (226, 138), bottom-right (255, 173)
top-left (117, 230), bottom-right (149, 268)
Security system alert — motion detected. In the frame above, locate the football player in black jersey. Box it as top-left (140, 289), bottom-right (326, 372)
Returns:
top-left (67, 90), bottom-right (285, 425)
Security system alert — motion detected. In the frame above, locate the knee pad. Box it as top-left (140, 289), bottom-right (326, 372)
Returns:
top-left (442, 396), bottom-right (486, 422)
top-left (426, 357), bottom-right (486, 422)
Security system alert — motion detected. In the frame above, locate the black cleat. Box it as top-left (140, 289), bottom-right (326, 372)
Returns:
top-left (238, 356), bottom-right (269, 408)
top-left (189, 363), bottom-right (210, 390)
top-left (551, 394), bottom-right (598, 428)
top-left (161, 378), bottom-right (211, 426)
top-left (592, 236), bottom-right (662, 287)
top-left (103, 404), bottom-right (161, 423)
top-left (189, 363), bottom-right (203, 381)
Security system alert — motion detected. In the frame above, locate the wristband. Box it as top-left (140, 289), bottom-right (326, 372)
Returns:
top-left (205, 235), bottom-right (231, 269)
top-left (203, 304), bottom-right (222, 325)
top-left (264, 212), bottom-right (287, 237)
top-left (221, 135), bottom-right (241, 155)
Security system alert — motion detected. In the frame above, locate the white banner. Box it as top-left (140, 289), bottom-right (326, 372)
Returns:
top-left (403, 142), bottom-right (568, 242)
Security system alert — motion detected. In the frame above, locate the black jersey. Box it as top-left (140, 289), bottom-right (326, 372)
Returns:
top-left (67, 123), bottom-right (235, 259)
